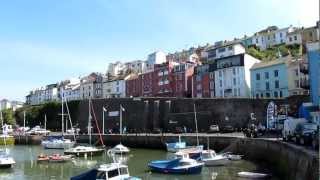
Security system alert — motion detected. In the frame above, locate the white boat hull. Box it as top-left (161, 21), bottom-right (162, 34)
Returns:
top-left (237, 172), bottom-right (269, 178)
top-left (42, 140), bottom-right (75, 149)
top-left (203, 157), bottom-right (230, 166)
top-left (0, 157), bottom-right (15, 168)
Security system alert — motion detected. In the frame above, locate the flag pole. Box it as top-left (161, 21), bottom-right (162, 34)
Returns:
top-left (102, 107), bottom-right (105, 135)
top-left (120, 105), bottom-right (122, 135)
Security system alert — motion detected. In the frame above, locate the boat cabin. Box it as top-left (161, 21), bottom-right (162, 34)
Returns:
top-left (96, 163), bottom-right (130, 180)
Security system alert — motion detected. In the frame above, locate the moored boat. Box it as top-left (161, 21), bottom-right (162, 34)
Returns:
top-left (0, 150), bottom-right (15, 168)
top-left (148, 156), bottom-right (204, 174)
top-left (70, 163), bottom-right (141, 180)
top-left (37, 154), bottom-right (49, 162)
top-left (201, 150), bottom-right (230, 166)
top-left (107, 144), bottom-right (130, 154)
top-left (42, 136), bottom-right (75, 149)
top-left (237, 171), bottom-right (270, 179)
top-left (64, 146), bottom-right (105, 157)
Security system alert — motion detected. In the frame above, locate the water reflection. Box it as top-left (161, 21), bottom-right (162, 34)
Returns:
top-left (0, 145), bottom-right (278, 180)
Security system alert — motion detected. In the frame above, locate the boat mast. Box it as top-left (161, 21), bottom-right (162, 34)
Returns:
top-left (0, 111), bottom-right (3, 132)
top-left (23, 111), bottom-right (26, 134)
top-left (119, 104), bottom-right (122, 135)
top-left (61, 94), bottom-right (64, 136)
top-left (44, 114), bottom-right (47, 131)
top-left (88, 99), bottom-right (92, 145)
top-left (65, 99), bottom-right (76, 142)
top-left (194, 103), bottom-right (199, 146)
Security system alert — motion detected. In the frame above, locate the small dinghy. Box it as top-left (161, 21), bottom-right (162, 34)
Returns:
top-left (227, 154), bottom-right (243, 161)
top-left (237, 171), bottom-right (269, 179)
top-left (49, 154), bottom-right (66, 163)
top-left (37, 154), bottom-right (49, 162)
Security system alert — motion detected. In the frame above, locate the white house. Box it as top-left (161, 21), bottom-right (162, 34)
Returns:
top-left (144, 51), bottom-right (167, 72)
top-left (102, 75), bottom-right (128, 98)
top-left (107, 61), bottom-right (126, 76)
top-left (251, 26), bottom-right (295, 50)
top-left (25, 84), bottom-right (59, 105)
top-left (214, 53), bottom-right (261, 98)
top-left (124, 60), bottom-right (146, 74)
top-left (79, 73), bottom-right (103, 100)
top-left (59, 78), bottom-right (81, 101)
top-left (286, 29), bottom-right (302, 45)
top-left (206, 41), bottom-right (246, 61)
top-left (0, 99), bottom-right (11, 110)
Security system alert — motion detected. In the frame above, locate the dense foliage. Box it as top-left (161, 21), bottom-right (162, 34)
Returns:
top-left (1, 108), bottom-right (15, 125)
top-left (14, 101), bottom-right (80, 131)
top-left (247, 44), bottom-right (303, 61)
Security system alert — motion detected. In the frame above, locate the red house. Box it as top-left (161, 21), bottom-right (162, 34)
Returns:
top-left (172, 63), bottom-right (195, 97)
top-left (125, 73), bottom-right (142, 97)
top-left (140, 71), bottom-right (154, 97)
top-left (193, 64), bottom-right (210, 98)
top-left (152, 62), bottom-right (175, 97)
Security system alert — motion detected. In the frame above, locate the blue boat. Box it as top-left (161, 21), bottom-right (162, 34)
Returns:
top-left (148, 157), bottom-right (204, 174)
top-left (165, 136), bottom-right (186, 152)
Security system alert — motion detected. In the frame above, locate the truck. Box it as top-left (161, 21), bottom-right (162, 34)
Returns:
top-left (294, 123), bottom-right (318, 145)
top-left (282, 117), bottom-right (307, 141)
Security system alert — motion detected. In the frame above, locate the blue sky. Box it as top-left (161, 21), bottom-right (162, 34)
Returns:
top-left (0, 0), bottom-right (319, 101)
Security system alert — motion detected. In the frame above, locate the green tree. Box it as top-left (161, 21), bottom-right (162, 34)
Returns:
top-left (1, 109), bottom-right (15, 125)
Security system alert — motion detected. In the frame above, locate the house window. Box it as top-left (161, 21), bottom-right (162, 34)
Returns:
top-left (238, 88), bottom-right (240, 96)
top-left (219, 80), bottom-right (222, 87)
top-left (256, 73), bottom-right (260, 80)
top-left (116, 87), bottom-right (119, 92)
top-left (210, 82), bottom-right (214, 89)
top-left (275, 80), bottom-right (279, 88)
top-left (265, 72), bottom-right (269, 79)
top-left (228, 46), bottom-right (233, 50)
top-left (233, 88), bottom-right (237, 96)
top-left (294, 36), bottom-right (297, 41)
top-left (233, 78), bottom-right (236, 85)
top-left (289, 37), bottom-right (292, 42)
top-left (218, 47), bottom-right (226, 53)
top-left (209, 72), bottom-right (214, 79)
top-left (233, 68), bottom-right (236, 75)
top-left (274, 70), bottom-right (279, 77)
top-left (279, 91), bottom-right (283, 97)
top-left (219, 71), bottom-right (222, 77)
top-left (280, 33), bottom-right (282, 38)
top-left (294, 69), bottom-right (299, 76)
top-left (256, 82), bottom-right (260, 90)
top-left (266, 93), bottom-right (270, 98)
top-left (196, 76), bottom-right (201, 82)
top-left (295, 80), bottom-right (299, 88)
top-left (274, 91), bottom-right (278, 98)
top-left (256, 94), bottom-right (259, 98)
top-left (197, 84), bottom-right (201, 90)
top-left (256, 38), bottom-right (258, 43)
top-left (309, 32), bottom-right (313, 38)
top-left (266, 82), bottom-right (270, 90)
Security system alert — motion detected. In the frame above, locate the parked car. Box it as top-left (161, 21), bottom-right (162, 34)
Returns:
top-left (207, 125), bottom-right (219, 133)
top-left (220, 125), bottom-right (235, 133)
top-left (294, 123), bottom-right (318, 145)
top-left (282, 117), bottom-right (307, 141)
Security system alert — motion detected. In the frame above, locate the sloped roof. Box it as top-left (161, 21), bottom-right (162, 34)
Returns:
top-left (250, 56), bottom-right (290, 70)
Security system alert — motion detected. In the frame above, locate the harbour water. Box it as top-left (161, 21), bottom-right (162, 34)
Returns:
top-left (0, 145), bottom-right (279, 180)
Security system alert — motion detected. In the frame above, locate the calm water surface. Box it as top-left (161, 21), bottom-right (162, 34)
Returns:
top-left (0, 145), bottom-right (279, 180)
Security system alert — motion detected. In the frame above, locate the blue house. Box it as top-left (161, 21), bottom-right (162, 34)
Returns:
top-left (307, 42), bottom-right (320, 106)
top-left (250, 57), bottom-right (289, 98)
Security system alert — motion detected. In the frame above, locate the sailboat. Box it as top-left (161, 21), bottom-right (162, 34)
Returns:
top-left (0, 115), bottom-right (15, 168)
top-left (0, 112), bottom-right (15, 145)
top-left (41, 97), bottom-right (75, 149)
top-left (108, 104), bottom-right (130, 154)
top-left (64, 98), bottom-right (104, 157)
